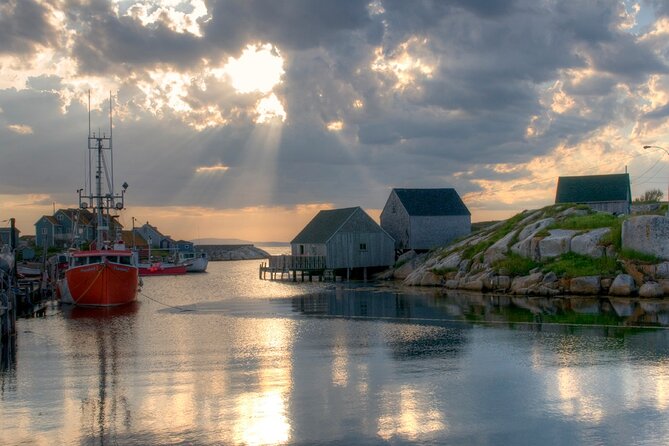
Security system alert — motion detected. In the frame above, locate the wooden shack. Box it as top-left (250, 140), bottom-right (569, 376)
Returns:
top-left (555, 173), bottom-right (631, 215)
top-left (291, 207), bottom-right (395, 273)
top-left (380, 188), bottom-right (471, 252)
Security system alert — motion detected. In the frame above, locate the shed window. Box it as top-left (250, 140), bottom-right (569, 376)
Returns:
top-left (359, 243), bottom-right (367, 251)
top-left (299, 245), bottom-right (305, 255)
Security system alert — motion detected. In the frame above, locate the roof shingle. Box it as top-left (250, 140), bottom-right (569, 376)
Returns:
top-left (393, 188), bottom-right (470, 216)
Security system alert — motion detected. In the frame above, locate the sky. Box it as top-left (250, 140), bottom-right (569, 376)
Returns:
top-left (1, 0), bottom-right (669, 242)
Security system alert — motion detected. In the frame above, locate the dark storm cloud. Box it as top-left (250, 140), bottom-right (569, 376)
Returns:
top-left (0, 0), bottom-right (57, 55)
top-left (204, 0), bottom-right (373, 51)
top-left (65, 0), bottom-right (204, 75)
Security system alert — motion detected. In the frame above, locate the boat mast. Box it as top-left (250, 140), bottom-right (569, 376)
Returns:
top-left (79, 92), bottom-right (127, 249)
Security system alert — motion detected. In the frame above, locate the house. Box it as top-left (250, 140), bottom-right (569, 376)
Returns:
top-left (119, 230), bottom-right (149, 250)
top-left (380, 188), bottom-right (471, 252)
top-left (0, 226), bottom-right (20, 247)
top-left (135, 222), bottom-right (176, 249)
top-left (555, 173), bottom-right (631, 215)
top-left (34, 208), bottom-right (126, 248)
top-left (291, 207), bottom-right (395, 271)
top-left (175, 240), bottom-right (195, 252)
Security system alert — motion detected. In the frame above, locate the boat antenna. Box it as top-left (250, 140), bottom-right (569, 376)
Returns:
top-left (109, 91), bottom-right (114, 202)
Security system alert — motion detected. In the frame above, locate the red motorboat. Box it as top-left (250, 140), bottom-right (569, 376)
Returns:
top-left (138, 261), bottom-right (187, 276)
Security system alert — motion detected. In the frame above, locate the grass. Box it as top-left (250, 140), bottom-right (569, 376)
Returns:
top-left (493, 253), bottom-right (539, 277)
top-left (542, 252), bottom-right (619, 278)
top-left (619, 248), bottom-right (662, 263)
top-left (548, 212), bottom-right (619, 230)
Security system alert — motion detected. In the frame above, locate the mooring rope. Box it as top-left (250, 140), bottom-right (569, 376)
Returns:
top-left (137, 290), bottom-right (194, 312)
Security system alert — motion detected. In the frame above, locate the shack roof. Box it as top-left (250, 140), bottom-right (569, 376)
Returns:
top-left (393, 188), bottom-right (470, 216)
top-left (555, 173), bottom-right (631, 203)
top-left (291, 207), bottom-right (361, 244)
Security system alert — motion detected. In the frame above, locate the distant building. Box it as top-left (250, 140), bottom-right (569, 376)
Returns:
top-left (34, 208), bottom-right (99, 248)
top-left (380, 188), bottom-right (471, 252)
top-left (555, 173), bottom-right (631, 215)
top-left (175, 240), bottom-right (195, 252)
top-left (135, 222), bottom-right (176, 249)
top-left (291, 207), bottom-right (395, 270)
top-left (0, 226), bottom-right (20, 247)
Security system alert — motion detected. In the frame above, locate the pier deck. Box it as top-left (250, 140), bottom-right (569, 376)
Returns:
top-left (259, 255), bottom-right (334, 281)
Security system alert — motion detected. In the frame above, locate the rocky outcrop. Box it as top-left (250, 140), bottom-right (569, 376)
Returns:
top-left (201, 244), bottom-right (270, 261)
top-left (383, 205), bottom-right (669, 298)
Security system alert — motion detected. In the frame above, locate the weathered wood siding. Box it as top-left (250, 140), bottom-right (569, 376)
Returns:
top-left (410, 215), bottom-right (471, 250)
top-left (291, 243), bottom-right (327, 256)
top-left (325, 209), bottom-right (395, 269)
top-left (380, 191), bottom-right (411, 250)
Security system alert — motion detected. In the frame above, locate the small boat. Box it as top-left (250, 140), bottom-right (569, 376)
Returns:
top-left (176, 251), bottom-right (208, 272)
top-left (138, 261), bottom-right (187, 276)
top-left (57, 94), bottom-right (139, 307)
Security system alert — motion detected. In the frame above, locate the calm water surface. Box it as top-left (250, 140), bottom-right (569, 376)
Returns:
top-left (2, 255), bottom-right (669, 445)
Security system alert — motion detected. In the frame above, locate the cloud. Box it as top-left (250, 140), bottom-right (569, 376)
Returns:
top-left (2, 0), bottom-right (669, 238)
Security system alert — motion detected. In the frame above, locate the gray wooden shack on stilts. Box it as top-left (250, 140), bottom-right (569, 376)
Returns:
top-left (260, 207), bottom-right (395, 281)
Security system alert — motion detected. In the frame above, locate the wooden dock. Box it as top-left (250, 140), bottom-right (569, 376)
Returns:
top-left (259, 255), bottom-right (335, 281)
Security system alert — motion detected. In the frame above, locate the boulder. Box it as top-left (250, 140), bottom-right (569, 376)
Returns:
top-left (397, 250), bottom-right (417, 264)
top-left (419, 271), bottom-right (443, 287)
top-left (511, 218), bottom-right (555, 260)
top-left (656, 262), bottom-right (669, 279)
top-left (510, 272), bottom-right (543, 294)
top-left (609, 274), bottom-right (637, 296)
top-left (394, 261), bottom-right (417, 280)
top-left (445, 279), bottom-right (459, 289)
top-left (622, 215), bottom-right (669, 260)
top-left (539, 229), bottom-right (578, 259)
top-left (570, 228), bottom-right (610, 258)
top-left (568, 276), bottom-right (601, 295)
top-left (483, 230), bottom-right (517, 265)
top-left (639, 282), bottom-right (664, 298)
top-left (434, 252), bottom-right (462, 270)
top-left (517, 218), bottom-right (555, 242)
top-left (461, 279), bottom-right (484, 291)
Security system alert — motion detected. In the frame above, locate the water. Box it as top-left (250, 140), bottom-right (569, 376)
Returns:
top-left (2, 256), bottom-right (669, 445)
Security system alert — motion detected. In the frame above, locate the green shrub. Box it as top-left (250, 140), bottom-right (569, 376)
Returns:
top-left (542, 252), bottom-right (618, 278)
top-left (493, 253), bottom-right (540, 277)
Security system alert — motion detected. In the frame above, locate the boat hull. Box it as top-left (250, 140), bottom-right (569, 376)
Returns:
top-left (185, 256), bottom-right (208, 273)
top-left (138, 263), bottom-right (187, 276)
top-left (60, 262), bottom-right (138, 306)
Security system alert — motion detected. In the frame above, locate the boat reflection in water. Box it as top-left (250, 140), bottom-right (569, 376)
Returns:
top-left (61, 302), bottom-right (139, 444)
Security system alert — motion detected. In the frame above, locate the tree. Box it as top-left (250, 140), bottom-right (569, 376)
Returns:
top-left (634, 188), bottom-right (664, 203)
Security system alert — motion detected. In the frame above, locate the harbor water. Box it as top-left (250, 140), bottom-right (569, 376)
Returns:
top-left (3, 253), bottom-right (669, 445)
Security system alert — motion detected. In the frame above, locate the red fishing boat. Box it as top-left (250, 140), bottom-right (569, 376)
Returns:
top-left (58, 94), bottom-right (139, 307)
top-left (138, 261), bottom-right (187, 276)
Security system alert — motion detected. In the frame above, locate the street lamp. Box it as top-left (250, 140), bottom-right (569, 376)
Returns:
top-left (644, 145), bottom-right (669, 213)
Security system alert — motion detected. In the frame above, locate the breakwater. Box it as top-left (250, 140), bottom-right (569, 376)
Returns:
top-left (195, 244), bottom-right (270, 261)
